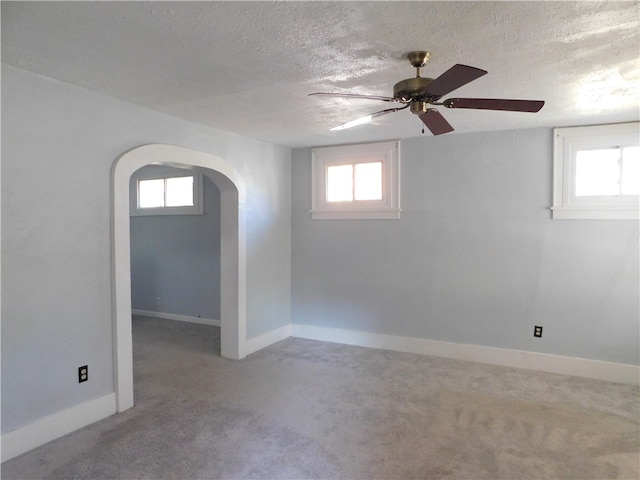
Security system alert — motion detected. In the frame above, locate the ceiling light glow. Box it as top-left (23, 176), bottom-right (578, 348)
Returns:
top-left (330, 114), bottom-right (373, 131)
top-left (575, 66), bottom-right (639, 112)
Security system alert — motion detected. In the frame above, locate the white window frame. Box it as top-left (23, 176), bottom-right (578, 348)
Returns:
top-left (552, 123), bottom-right (639, 220)
top-left (131, 170), bottom-right (204, 216)
top-left (311, 140), bottom-right (401, 220)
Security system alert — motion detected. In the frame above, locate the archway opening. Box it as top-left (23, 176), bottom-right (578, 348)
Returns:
top-left (112, 144), bottom-right (247, 412)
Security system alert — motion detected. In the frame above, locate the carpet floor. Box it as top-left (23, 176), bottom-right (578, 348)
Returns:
top-left (2, 316), bottom-right (639, 479)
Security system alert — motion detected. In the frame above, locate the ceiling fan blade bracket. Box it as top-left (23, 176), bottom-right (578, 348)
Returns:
top-left (371, 104), bottom-right (411, 119)
top-left (308, 92), bottom-right (405, 103)
top-left (329, 104), bottom-right (410, 131)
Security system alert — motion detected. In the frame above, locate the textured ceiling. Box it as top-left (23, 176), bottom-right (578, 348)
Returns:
top-left (2, 1), bottom-right (639, 148)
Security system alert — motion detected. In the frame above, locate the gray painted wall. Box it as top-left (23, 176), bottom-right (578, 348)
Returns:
top-left (130, 166), bottom-right (221, 319)
top-left (1, 65), bottom-right (291, 433)
top-left (291, 129), bottom-right (640, 366)
top-left (2, 61), bottom-right (637, 440)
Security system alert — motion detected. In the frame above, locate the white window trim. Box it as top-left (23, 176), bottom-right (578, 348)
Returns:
top-left (552, 123), bottom-right (640, 220)
top-left (130, 171), bottom-right (204, 216)
top-left (311, 140), bottom-right (401, 220)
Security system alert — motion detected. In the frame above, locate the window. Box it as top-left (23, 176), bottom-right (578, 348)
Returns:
top-left (131, 171), bottom-right (203, 216)
top-left (311, 141), bottom-right (400, 220)
top-left (552, 123), bottom-right (639, 219)
top-left (327, 162), bottom-right (383, 202)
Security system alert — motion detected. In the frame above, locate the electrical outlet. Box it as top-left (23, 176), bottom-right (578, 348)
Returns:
top-left (78, 365), bottom-right (88, 383)
top-left (155, 297), bottom-right (160, 306)
top-left (534, 326), bottom-right (543, 338)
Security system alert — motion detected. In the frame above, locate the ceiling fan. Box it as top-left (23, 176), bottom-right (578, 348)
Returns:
top-left (309, 51), bottom-right (544, 135)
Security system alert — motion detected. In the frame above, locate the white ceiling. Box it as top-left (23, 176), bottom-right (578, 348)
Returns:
top-left (2, 1), bottom-right (638, 148)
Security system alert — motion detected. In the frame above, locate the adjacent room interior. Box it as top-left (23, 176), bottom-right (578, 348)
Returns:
top-left (1, 2), bottom-right (639, 478)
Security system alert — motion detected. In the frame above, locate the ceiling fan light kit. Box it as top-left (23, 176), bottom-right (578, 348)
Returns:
top-left (310, 51), bottom-right (545, 135)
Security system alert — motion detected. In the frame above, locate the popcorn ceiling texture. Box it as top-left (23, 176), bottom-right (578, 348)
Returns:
top-left (2, 1), bottom-right (638, 147)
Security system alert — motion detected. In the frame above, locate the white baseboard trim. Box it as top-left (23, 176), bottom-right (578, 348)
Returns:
top-left (245, 324), bottom-right (292, 356)
top-left (132, 309), bottom-right (220, 327)
top-left (3, 327), bottom-right (635, 464)
top-left (291, 324), bottom-right (640, 385)
top-left (1, 393), bottom-right (116, 463)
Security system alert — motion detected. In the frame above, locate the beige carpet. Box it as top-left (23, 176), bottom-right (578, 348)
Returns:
top-left (2, 316), bottom-right (639, 479)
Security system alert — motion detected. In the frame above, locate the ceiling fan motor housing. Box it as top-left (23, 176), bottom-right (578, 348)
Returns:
top-left (393, 50), bottom-right (435, 107)
top-left (394, 77), bottom-right (434, 103)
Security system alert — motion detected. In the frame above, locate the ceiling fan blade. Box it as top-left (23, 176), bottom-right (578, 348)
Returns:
top-left (419, 109), bottom-right (455, 135)
top-left (330, 105), bottom-right (409, 131)
top-left (422, 64), bottom-right (488, 99)
top-left (309, 92), bottom-right (403, 103)
top-left (444, 98), bottom-right (545, 112)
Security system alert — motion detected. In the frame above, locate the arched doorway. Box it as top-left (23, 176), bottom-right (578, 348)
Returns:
top-left (112, 144), bottom-right (247, 412)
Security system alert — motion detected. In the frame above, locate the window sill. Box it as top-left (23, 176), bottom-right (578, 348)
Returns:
top-left (551, 206), bottom-right (639, 220)
top-left (311, 209), bottom-right (401, 220)
top-left (131, 206), bottom-right (203, 216)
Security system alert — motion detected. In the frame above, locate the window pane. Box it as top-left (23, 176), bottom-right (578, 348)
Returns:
top-left (575, 149), bottom-right (620, 196)
top-left (621, 146), bottom-right (640, 195)
top-left (166, 176), bottom-right (194, 207)
top-left (138, 179), bottom-right (165, 208)
top-left (354, 162), bottom-right (382, 200)
top-left (327, 165), bottom-right (353, 202)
